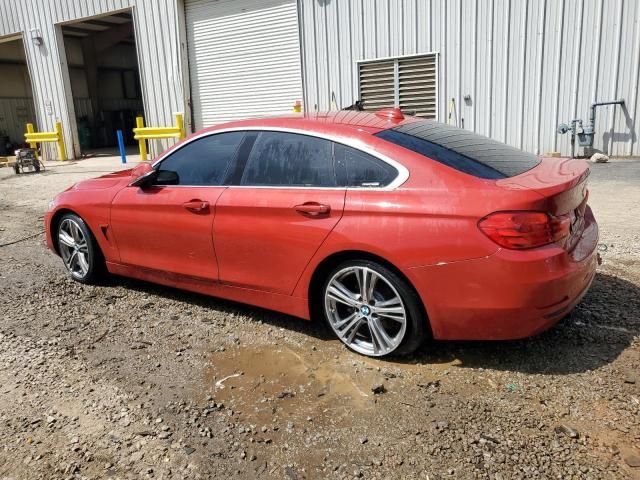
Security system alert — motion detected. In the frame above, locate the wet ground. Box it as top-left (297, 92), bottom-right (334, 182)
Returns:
top-left (0, 156), bottom-right (638, 479)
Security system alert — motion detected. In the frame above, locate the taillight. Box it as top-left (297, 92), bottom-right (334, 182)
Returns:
top-left (478, 211), bottom-right (571, 250)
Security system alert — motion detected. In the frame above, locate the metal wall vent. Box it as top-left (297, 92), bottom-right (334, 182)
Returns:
top-left (358, 53), bottom-right (438, 119)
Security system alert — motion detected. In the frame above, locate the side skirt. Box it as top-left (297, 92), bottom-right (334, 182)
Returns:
top-left (106, 262), bottom-right (310, 320)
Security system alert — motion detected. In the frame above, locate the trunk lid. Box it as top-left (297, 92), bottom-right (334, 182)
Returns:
top-left (496, 157), bottom-right (590, 250)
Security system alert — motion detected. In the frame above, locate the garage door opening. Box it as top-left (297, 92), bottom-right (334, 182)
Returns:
top-left (61, 11), bottom-right (143, 157)
top-left (0, 35), bottom-right (36, 157)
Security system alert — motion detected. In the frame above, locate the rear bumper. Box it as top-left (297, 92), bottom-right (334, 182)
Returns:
top-left (406, 207), bottom-right (598, 340)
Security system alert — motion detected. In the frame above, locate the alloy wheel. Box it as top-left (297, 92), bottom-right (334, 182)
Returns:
top-left (58, 218), bottom-right (90, 279)
top-left (324, 266), bottom-right (407, 356)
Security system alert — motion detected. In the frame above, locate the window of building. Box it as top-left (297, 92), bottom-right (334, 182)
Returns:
top-left (358, 54), bottom-right (437, 119)
top-left (156, 132), bottom-right (245, 185)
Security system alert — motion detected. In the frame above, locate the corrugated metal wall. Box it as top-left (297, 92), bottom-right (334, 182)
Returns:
top-left (3, 0), bottom-right (638, 158)
top-left (0, 0), bottom-right (186, 158)
top-left (299, 0), bottom-right (640, 157)
top-left (0, 97), bottom-right (36, 145)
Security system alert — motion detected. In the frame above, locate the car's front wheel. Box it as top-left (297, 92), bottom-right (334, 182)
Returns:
top-left (56, 213), bottom-right (104, 284)
top-left (322, 260), bottom-right (427, 357)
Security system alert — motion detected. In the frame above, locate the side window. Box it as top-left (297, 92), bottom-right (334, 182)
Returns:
top-left (156, 132), bottom-right (245, 186)
top-left (240, 131), bottom-right (336, 187)
top-left (335, 143), bottom-right (397, 187)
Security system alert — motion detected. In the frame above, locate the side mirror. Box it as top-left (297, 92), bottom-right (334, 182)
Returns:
top-left (129, 169), bottom-right (179, 188)
top-left (156, 170), bottom-right (179, 185)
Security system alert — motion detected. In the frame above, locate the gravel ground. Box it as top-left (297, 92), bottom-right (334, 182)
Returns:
top-left (0, 156), bottom-right (638, 480)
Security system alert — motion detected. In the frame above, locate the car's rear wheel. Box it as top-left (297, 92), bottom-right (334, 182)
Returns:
top-left (322, 260), bottom-right (427, 357)
top-left (57, 213), bottom-right (103, 284)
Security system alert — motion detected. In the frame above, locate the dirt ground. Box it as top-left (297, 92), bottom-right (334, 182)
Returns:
top-left (0, 155), bottom-right (639, 480)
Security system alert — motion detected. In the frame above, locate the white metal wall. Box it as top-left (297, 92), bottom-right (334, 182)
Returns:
top-left (299, 0), bottom-right (640, 157)
top-left (4, 0), bottom-right (638, 158)
top-left (0, 98), bottom-right (36, 145)
top-left (0, 0), bottom-right (187, 159)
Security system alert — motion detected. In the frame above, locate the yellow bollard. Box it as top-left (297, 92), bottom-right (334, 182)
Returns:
top-left (175, 113), bottom-right (185, 140)
top-left (133, 114), bottom-right (185, 157)
top-left (55, 121), bottom-right (67, 161)
top-left (293, 100), bottom-right (302, 113)
top-left (24, 122), bottom-right (67, 160)
top-left (136, 116), bottom-right (147, 161)
top-left (26, 123), bottom-right (38, 159)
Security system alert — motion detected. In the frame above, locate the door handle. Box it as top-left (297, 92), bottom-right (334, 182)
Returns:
top-left (183, 199), bottom-right (210, 213)
top-left (294, 202), bottom-right (331, 216)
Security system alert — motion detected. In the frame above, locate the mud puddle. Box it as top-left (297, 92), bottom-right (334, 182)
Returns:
top-left (203, 344), bottom-right (385, 429)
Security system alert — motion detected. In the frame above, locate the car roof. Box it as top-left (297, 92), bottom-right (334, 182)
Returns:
top-left (198, 110), bottom-right (421, 136)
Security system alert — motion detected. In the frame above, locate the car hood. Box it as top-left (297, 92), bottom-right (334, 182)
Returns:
top-left (71, 168), bottom-right (134, 191)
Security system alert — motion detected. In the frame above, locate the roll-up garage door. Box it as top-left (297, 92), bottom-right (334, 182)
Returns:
top-left (185, 0), bottom-right (303, 130)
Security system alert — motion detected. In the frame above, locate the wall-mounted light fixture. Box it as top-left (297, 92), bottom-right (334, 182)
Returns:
top-left (30, 28), bottom-right (43, 46)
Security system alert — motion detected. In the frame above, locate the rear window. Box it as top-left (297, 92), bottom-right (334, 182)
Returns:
top-left (375, 121), bottom-right (540, 179)
top-left (334, 143), bottom-right (397, 187)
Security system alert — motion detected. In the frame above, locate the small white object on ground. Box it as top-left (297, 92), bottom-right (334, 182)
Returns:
top-left (215, 373), bottom-right (242, 389)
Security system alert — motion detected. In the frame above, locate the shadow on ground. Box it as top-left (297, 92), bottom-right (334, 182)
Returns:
top-left (111, 271), bottom-right (638, 376)
top-left (112, 275), bottom-right (334, 342)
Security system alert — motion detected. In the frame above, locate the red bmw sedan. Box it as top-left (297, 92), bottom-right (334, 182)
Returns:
top-left (45, 109), bottom-right (598, 357)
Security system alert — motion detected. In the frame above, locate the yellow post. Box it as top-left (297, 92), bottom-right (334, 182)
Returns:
top-left (136, 116), bottom-right (147, 161)
top-left (175, 113), bottom-right (185, 140)
top-left (55, 121), bottom-right (67, 161)
top-left (26, 123), bottom-right (38, 159)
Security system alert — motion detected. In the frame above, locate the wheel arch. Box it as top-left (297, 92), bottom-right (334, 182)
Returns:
top-left (50, 208), bottom-right (103, 259)
top-left (307, 249), bottom-right (432, 335)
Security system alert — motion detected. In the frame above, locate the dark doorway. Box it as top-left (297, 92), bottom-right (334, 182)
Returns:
top-left (61, 11), bottom-right (143, 156)
top-left (0, 35), bottom-right (37, 157)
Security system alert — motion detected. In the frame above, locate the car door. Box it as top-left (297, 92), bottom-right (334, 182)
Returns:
top-left (110, 131), bottom-right (245, 280)
top-left (213, 131), bottom-right (346, 294)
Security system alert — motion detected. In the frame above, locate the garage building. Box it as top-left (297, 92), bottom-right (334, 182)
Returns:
top-left (0, 0), bottom-right (638, 160)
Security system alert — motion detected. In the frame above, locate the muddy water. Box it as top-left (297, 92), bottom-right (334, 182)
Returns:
top-left (203, 345), bottom-right (389, 430)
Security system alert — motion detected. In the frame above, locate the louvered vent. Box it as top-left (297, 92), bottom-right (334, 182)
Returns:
top-left (358, 54), bottom-right (437, 119)
top-left (398, 55), bottom-right (437, 118)
top-left (358, 60), bottom-right (395, 112)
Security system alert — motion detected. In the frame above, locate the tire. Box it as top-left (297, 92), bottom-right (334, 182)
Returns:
top-left (56, 213), bottom-right (104, 284)
top-left (321, 259), bottom-right (428, 357)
